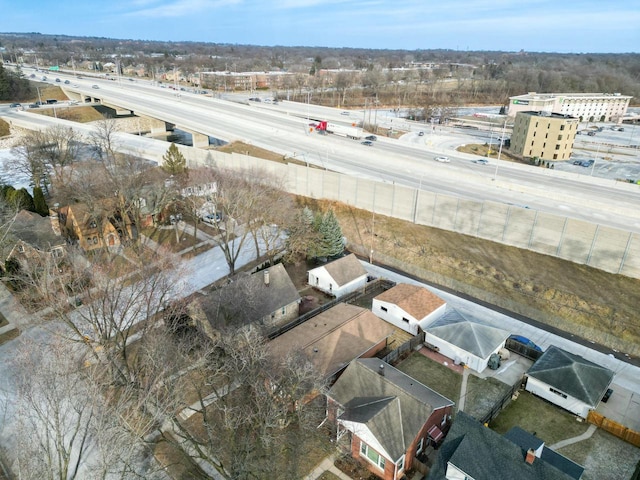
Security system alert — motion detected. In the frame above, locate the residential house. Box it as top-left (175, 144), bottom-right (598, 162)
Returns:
top-left (327, 358), bottom-right (454, 480)
top-left (58, 202), bottom-right (133, 252)
top-left (428, 412), bottom-right (580, 480)
top-left (524, 345), bottom-right (614, 418)
top-left (372, 283), bottom-right (446, 335)
top-left (190, 263), bottom-right (300, 337)
top-left (423, 307), bottom-right (511, 373)
top-left (6, 210), bottom-right (66, 265)
top-left (307, 253), bottom-right (368, 298)
top-left (268, 303), bottom-right (394, 381)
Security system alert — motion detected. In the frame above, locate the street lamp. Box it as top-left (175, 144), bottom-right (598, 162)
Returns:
top-left (493, 118), bottom-right (508, 180)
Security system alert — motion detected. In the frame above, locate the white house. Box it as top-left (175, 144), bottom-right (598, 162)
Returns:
top-left (423, 308), bottom-right (510, 373)
top-left (307, 253), bottom-right (367, 298)
top-left (524, 346), bottom-right (614, 419)
top-left (372, 284), bottom-right (446, 335)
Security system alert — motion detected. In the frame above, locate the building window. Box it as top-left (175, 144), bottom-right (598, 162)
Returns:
top-left (553, 154), bottom-right (558, 159)
top-left (380, 306), bottom-right (388, 312)
top-left (360, 442), bottom-right (386, 470)
top-left (558, 135), bottom-right (563, 140)
top-left (93, 237), bottom-right (98, 244)
top-left (416, 437), bottom-right (424, 454)
top-left (281, 306), bottom-right (286, 315)
top-left (89, 221), bottom-right (97, 229)
top-left (397, 455), bottom-right (405, 472)
top-left (402, 317), bottom-right (410, 323)
top-left (555, 145), bottom-right (560, 150)
top-left (560, 124), bottom-right (565, 131)
top-left (550, 387), bottom-right (568, 399)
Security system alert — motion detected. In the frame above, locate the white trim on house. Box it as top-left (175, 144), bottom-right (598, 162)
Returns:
top-left (338, 419), bottom-right (392, 460)
top-left (524, 376), bottom-right (594, 418)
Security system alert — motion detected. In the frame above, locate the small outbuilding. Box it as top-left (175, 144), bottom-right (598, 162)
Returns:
top-left (372, 283), bottom-right (446, 335)
top-left (524, 345), bottom-right (614, 419)
top-left (307, 253), bottom-right (367, 298)
top-left (423, 307), bottom-right (510, 373)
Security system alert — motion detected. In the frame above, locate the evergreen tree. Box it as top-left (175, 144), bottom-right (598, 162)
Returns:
top-left (162, 143), bottom-right (187, 175)
top-left (33, 186), bottom-right (49, 216)
top-left (318, 209), bottom-right (344, 258)
top-left (8, 188), bottom-right (35, 212)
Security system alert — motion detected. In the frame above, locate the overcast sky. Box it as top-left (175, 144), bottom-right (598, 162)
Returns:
top-left (2, 0), bottom-right (638, 53)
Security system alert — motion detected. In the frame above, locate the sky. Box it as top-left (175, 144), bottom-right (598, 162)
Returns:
top-left (0, 0), bottom-right (638, 53)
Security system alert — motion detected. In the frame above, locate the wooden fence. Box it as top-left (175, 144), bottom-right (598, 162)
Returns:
top-left (381, 331), bottom-right (426, 366)
top-left (267, 278), bottom-right (395, 340)
top-left (477, 383), bottom-right (520, 425)
top-left (587, 410), bottom-right (640, 447)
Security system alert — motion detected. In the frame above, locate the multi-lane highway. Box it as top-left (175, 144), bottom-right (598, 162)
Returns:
top-left (4, 66), bottom-right (640, 234)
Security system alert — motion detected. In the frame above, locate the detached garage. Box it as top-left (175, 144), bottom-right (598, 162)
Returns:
top-left (372, 283), bottom-right (446, 335)
top-left (423, 308), bottom-right (510, 373)
top-left (524, 346), bottom-right (614, 418)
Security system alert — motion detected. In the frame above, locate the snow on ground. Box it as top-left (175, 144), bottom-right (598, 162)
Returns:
top-left (0, 149), bottom-right (32, 192)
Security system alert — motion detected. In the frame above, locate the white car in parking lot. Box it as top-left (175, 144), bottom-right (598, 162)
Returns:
top-left (435, 156), bottom-right (450, 163)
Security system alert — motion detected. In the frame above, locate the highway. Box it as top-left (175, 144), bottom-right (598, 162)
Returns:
top-left (4, 66), bottom-right (640, 234)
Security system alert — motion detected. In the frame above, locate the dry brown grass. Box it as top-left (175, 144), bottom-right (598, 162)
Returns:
top-left (0, 118), bottom-right (10, 137)
top-left (215, 141), bottom-right (289, 163)
top-left (457, 143), bottom-right (522, 162)
top-left (297, 197), bottom-right (640, 354)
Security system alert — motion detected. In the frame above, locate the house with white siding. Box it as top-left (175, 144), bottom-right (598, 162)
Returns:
top-left (372, 283), bottom-right (446, 335)
top-left (307, 254), bottom-right (368, 298)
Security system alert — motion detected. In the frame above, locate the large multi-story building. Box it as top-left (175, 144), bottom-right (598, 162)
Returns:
top-left (510, 111), bottom-right (579, 162)
top-left (508, 92), bottom-right (631, 122)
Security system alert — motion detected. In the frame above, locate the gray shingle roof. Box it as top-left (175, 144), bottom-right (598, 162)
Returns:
top-left (426, 307), bottom-right (510, 359)
top-left (504, 427), bottom-right (584, 480)
top-left (319, 253), bottom-right (367, 287)
top-left (329, 358), bottom-right (454, 460)
top-left (526, 346), bottom-right (614, 406)
top-left (10, 210), bottom-right (64, 251)
top-left (199, 263), bottom-right (299, 329)
top-left (427, 412), bottom-right (577, 480)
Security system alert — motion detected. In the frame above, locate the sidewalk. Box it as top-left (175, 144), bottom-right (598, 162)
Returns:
top-left (304, 454), bottom-right (351, 480)
top-left (548, 424), bottom-right (598, 450)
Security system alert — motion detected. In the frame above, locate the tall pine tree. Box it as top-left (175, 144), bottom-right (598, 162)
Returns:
top-left (33, 186), bottom-right (49, 216)
top-left (162, 143), bottom-right (187, 175)
top-left (318, 209), bottom-right (344, 258)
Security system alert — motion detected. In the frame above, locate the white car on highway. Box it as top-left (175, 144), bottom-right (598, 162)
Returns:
top-left (435, 156), bottom-right (450, 163)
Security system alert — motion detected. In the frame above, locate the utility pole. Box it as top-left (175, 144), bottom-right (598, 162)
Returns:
top-left (493, 118), bottom-right (508, 180)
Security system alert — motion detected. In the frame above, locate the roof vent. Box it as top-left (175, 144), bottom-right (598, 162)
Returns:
top-left (264, 269), bottom-right (270, 287)
top-left (378, 364), bottom-right (385, 376)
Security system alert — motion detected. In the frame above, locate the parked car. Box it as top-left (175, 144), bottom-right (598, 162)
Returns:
top-left (28, 103), bottom-right (39, 108)
top-left (92, 85), bottom-right (100, 89)
top-left (361, 140), bottom-right (374, 147)
top-left (435, 156), bottom-right (450, 163)
top-left (55, 78), bottom-right (61, 82)
top-left (602, 388), bottom-right (614, 403)
top-left (418, 131), bottom-right (425, 136)
top-left (340, 111), bottom-right (350, 116)
top-left (587, 131), bottom-right (596, 136)
top-left (202, 213), bottom-right (221, 224)
top-left (508, 335), bottom-right (543, 352)
top-left (64, 79), bottom-right (70, 84)
top-left (472, 159), bottom-right (489, 165)
top-left (9, 103), bottom-right (21, 108)
top-left (365, 135), bottom-right (377, 141)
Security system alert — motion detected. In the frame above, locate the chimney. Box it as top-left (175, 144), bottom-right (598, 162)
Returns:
top-left (525, 448), bottom-right (535, 465)
top-left (264, 269), bottom-right (270, 287)
top-left (378, 364), bottom-right (385, 376)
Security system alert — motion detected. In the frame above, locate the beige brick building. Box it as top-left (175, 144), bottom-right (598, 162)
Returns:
top-left (508, 92), bottom-right (631, 123)
top-left (510, 111), bottom-right (579, 162)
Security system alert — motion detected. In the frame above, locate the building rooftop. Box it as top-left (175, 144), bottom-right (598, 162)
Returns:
top-left (374, 283), bottom-right (445, 320)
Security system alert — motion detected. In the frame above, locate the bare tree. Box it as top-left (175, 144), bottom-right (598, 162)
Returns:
top-left (4, 336), bottom-right (168, 480)
top-left (159, 329), bottom-right (328, 480)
